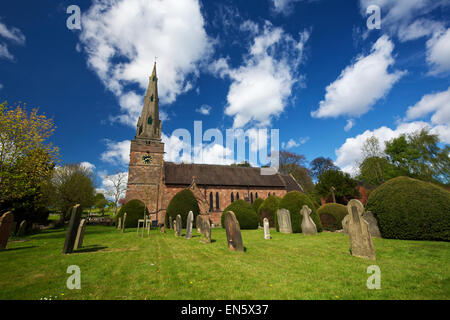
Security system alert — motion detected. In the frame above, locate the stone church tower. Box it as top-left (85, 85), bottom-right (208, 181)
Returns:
top-left (125, 63), bottom-right (165, 216)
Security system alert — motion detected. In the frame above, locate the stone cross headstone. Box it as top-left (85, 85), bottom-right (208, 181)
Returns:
top-left (0, 212), bottom-right (14, 250)
top-left (62, 204), bottom-right (82, 254)
top-left (117, 217), bottom-right (122, 230)
top-left (121, 213), bottom-right (127, 233)
top-left (186, 211), bottom-right (193, 239)
top-left (74, 219), bottom-right (87, 250)
top-left (199, 217), bottom-right (211, 243)
top-left (347, 199), bottom-right (376, 260)
top-left (300, 205), bottom-right (317, 235)
top-left (176, 215), bottom-right (182, 237)
top-left (263, 217), bottom-right (270, 240)
top-left (17, 220), bottom-right (27, 237)
top-left (224, 211), bottom-right (244, 252)
top-left (277, 209), bottom-right (292, 234)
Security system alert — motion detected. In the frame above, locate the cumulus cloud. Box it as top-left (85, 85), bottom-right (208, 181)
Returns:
top-left (78, 0), bottom-right (213, 127)
top-left (0, 20), bottom-right (25, 61)
top-left (404, 87), bottom-right (450, 125)
top-left (80, 161), bottom-right (96, 172)
top-left (281, 137), bottom-right (309, 149)
top-left (270, 0), bottom-right (316, 15)
top-left (212, 22), bottom-right (310, 128)
top-left (311, 36), bottom-right (405, 119)
top-left (100, 139), bottom-right (131, 166)
top-left (195, 104), bottom-right (212, 115)
top-left (426, 29), bottom-right (450, 74)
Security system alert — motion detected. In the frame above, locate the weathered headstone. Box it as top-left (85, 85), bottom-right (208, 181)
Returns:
top-left (342, 214), bottom-right (349, 234)
top-left (347, 199), bottom-right (376, 260)
top-left (277, 209), bottom-right (292, 234)
top-left (196, 215), bottom-right (202, 233)
top-left (0, 212), bottom-right (14, 250)
top-left (173, 220), bottom-right (177, 235)
top-left (363, 211), bottom-right (382, 238)
top-left (169, 217), bottom-right (173, 230)
top-left (176, 215), bottom-right (182, 237)
top-left (263, 218), bottom-right (270, 240)
top-left (224, 211), bottom-right (244, 252)
top-left (300, 205), bottom-right (317, 235)
top-left (121, 213), bottom-right (127, 233)
top-left (74, 219), bottom-right (87, 250)
top-left (17, 220), bottom-right (27, 237)
top-left (186, 211), bottom-right (193, 239)
top-left (117, 217), bottom-right (122, 230)
top-left (199, 217), bottom-right (211, 243)
top-left (260, 210), bottom-right (275, 228)
top-left (62, 204), bottom-right (82, 254)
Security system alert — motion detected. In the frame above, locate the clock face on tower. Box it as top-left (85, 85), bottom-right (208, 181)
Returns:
top-left (142, 154), bottom-right (153, 165)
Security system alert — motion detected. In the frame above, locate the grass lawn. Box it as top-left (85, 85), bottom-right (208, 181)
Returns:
top-left (0, 225), bottom-right (449, 300)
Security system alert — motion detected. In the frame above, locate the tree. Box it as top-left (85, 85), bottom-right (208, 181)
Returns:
top-left (310, 157), bottom-right (339, 179)
top-left (94, 193), bottom-right (108, 215)
top-left (103, 172), bottom-right (128, 216)
top-left (48, 163), bottom-right (96, 221)
top-left (279, 151), bottom-right (314, 192)
top-left (0, 102), bottom-right (59, 223)
top-left (315, 169), bottom-right (359, 204)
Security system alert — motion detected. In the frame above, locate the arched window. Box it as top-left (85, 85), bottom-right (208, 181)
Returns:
top-left (236, 192), bottom-right (239, 200)
top-left (148, 116), bottom-right (153, 125)
top-left (150, 95), bottom-right (154, 102)
top-left (209, 192), bottom-right (214, 212)
top-left (231, 193), bottom-right (234, 203)
top-left (256, 192), bottom-right (258, 199)
top-left (216, 192), bottom-right (220, 211)
top-left (250, 192), bottom-right (254, 204)
top-left (268, 192), bottom-right (271, 197)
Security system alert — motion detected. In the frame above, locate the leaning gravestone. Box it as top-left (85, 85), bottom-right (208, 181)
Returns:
top-left (362, 211), bottom-right (382, 238)
top-left (0, 212), bottom-right (14, 250)
top-left (277, 209), bottom-right (292, 234)
top-left (342, 214), bottom-right (350, 234)
top-left (186, 211), bottom-right (194, 239)
top-left (17, 220), bottom-right (27, 237)
top-left (224, 211), bottom-right (244, 252)
top-left (347, 199), bottom-right (376, 260)
top-left (121, 213), bottom-right (127, 233)
top-left (117, 217), bottom-right (122, 230)
top-left (176, 215), bottom-right (182, 237)
top-left (74, 219), bottom-right (87, 250)
top-left (263, 218), bottom-right (270, 240)
top-left (300, 205), bottom-right (317, 235)
top-left (199, 217), bottom-right (211, 243)
top-left (62, 205), bottom-right (82, 254)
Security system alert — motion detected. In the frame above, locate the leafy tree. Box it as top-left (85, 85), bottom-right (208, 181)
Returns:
top-left (94, 193), bottom-right (108, 215)
top-left (315, 169), bottom-right (359, 204)
top-left (279, 151), bottom-right (314, 192)
top-left (310, 157), bottom-right (339, 180)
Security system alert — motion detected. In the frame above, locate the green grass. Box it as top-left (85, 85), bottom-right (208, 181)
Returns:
top-left (0, 226), bottom-right (449, 300)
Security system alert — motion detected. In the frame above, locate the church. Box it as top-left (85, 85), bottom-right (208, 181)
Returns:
top-left (124, 64), bottom-right (303, 226)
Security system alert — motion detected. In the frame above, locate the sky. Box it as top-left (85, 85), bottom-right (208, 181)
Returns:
top-left (1, 0), bottom-right (449, 192)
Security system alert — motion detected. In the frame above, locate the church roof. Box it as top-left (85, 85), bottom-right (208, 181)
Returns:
top-left (164, 162), bottom-right (303, 191)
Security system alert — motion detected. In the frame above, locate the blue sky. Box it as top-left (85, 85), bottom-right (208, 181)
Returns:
top-left (1, 0), bottom-right (449, 190)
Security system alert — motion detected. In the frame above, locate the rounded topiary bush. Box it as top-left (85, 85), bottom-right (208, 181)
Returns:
top-left (278, 191), bottom-right (323, 233)
top-left (258, 195), bottom-right (280, 227)
top-left (116, 199), bottom-right (148, 228)
top-left (252, 197), bottom-right (264, 216)
top-left (317, 203), bottom-right (347, 231)
top-left (221, 199), bottom-right (258, 229)
top-left (366, 176), bottom-right (450, 241)
top-left (166, 189), bottom-right (200, 228)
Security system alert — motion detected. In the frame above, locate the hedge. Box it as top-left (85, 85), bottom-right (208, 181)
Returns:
top-left (366, 176), bottom-right (450, 241)
top-left (116, 199), bottom-right (148, 228)
top-left (252, 198), bottom-right (264, 216)
top-left (166, 189), bottom-right (200, 228)
top-left (258, 195), bottom-right (280, 227)
top-left (221, 199), bottom-right (258, 229)
top-left (317, 203), bottom-right (347, 231)
top-left (278, 191), bottom-right (323, 233)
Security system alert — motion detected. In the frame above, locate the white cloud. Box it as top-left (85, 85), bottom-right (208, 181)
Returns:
top-left (0, 20), bottom-right (25, 61)
top-left (426, 28), bottom-right (450, 74)
top-left (271, 0), bottom-right (311, 15)
top-left (212, 22), bottom-right (310, 128)
top-left (195, 104), bottom-right (212, 115)
top-left (0, 43), bottom-right (14, 60)
top-left (344, 119), bottom-right (355, 132)
top-left (97, 171), bottom-right (128, 199)
top-left (0, 83), bottom-right (3, 90)
top-left (311, 36), bottom-right (405, 119)
top-left (404, 87), bottom-right (450, 125)
top-left (100, 139), bottom-right (131, 166)
top-left (281, 137), bottom-right (309, 149)
top-left (79, 0), bottom-right (213, 127)
top-left (80, 161), bottom-right (96, 172)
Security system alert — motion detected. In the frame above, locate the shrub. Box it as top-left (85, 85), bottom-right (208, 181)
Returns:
top-left (221, 199), bottom-right (258, 229)
top-left (166, 189), bottom-right (200, 228)
top-left (252, 198), bottom-right (264, 215)
top-left (116, 199), bottom-right (148, 228)
top-left (317, 203), bottom-right (347, 231)
top-left (366, 176), bottom-right (450, 241)
top-left (258, 195), bottom-right (280, 227)
top-left (278, 191), bottom-right (323, 233)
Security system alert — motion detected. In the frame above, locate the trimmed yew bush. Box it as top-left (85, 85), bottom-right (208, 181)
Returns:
top-left (116, 199), bottom-right (148, 228)
top-left (166, 189), bottom-right (200, 228)
top-left (317, 203), bottom-right (347, 231)
top-left (366, 176), bottom-right (450, 241)
top-left (221, 199), bottom-right (258, 229)
top-left (252, 198), bottom-right (264, 216)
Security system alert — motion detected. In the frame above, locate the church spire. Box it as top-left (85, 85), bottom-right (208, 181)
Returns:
top-left (136, 62), bottom-right (161, 141)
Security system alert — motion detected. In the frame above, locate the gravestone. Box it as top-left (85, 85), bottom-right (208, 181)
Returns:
top-left (347, 199), bottom-right (376, 260)
top-left (74, 219), bottom-right (87, 250)
top-left (199, 217), bottom-right (211, 243)
top-left (186, 211), bottom-right (193, 239)
top-left (176, 215), bottom-right (182, 237)
top-left (121, 213), bottom-right (127, 233)
top-left (300, 205), bottom-right (317, 235)
top-left (117, 217), bottom-right (122, 230)
top-left (62, 204), bottom-right (82, 254)
top-left (342, 214), bottom-right (349, 234)
top-left (17, 220), bottom-right (27, 237)
top-left (0, 212), bottom-right (14, 250)
top-left (260, 210), bottom-right (275, 228)
top-left (263, 218), bottom-right (270, 240)
top-left (224, 211), bottom-right (244, 252)
top-left (196, 215), bottom-right (202, 233)
top-left (363, 211), bottom-right (382, 238)
top-left (277, 209), bottom-right (292, 234)
top-left (169, 218), bottom-right (173, 230)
